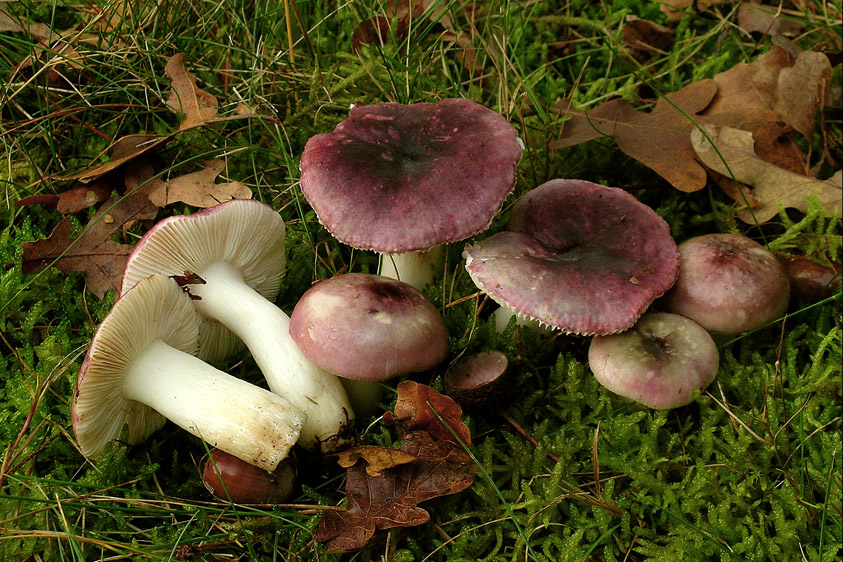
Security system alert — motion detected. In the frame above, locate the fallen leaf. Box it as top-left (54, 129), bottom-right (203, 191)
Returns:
top-left (392, 380), bottom-right (471, 446)
top-left (337, 447), bottom-right (417, 477)
top-left (703, 46), bottom-right (831, 139)
top-left (146, 160), bottom-right (251, 208)
top-left (0, 5), bottom-right (54, 40)
top-left (165, 53), bottom-right (219, 130)
top-left (316, 431), bottom-right (475, 552)
top-left (659, 0), bottom-right (725, 20)
top-left (16, 177), bottom-right (114, 213)
top-left (61, 55), bottom-right (255, 184)
top-left (316, 383), bottom-right (476, 552)
top-left (21, 191), bottom-right (158, 297)
top-left (352, 1), bottom-right (480, 76)
top-left (550, 79), bottom-right (718, 192)
top-left (622, 17), bottom-right (675, 56)
top-left (691, 124), bottom-right (842, 223)
top-left (777, 50), bottom-right (832, 139)
top-left (737, 3), bottom-right (804, 38)
top-left (62, 134), bottom-right (167, 183)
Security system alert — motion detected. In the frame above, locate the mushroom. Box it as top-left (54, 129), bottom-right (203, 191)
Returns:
top-left (299, 99), bottom-right (522, 289)
top-left (588, 312), bottom-right (719, 409)
top-left (444, 350), bottom-right (512, 409)
top-left (121, 199), bottom-right (353, 453)
top-left (781, 256), bottom-right (840, 303)
top-left (203, 449), bottom-right (296, 504)
top-left (289, 273), bottom-right (449, 416)
top-left (664, 233), bottom-right (790, 337)
top-left (464, 179), bottom-right (680, 335)
top-left (72, 274), bottom-right (305, 471)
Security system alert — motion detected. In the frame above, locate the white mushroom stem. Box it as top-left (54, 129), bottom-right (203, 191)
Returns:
top-left (493, 305), bottom-right (555, 335)
top-left (122, 339), bottom-right (305, 472)
top-left (187, 262), bottom-right (354, 452)
top-left (378, 246), bottom-right (444, 290)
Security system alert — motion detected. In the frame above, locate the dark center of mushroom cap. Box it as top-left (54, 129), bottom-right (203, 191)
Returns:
top-left (300, 99), bottom-right (522, 253)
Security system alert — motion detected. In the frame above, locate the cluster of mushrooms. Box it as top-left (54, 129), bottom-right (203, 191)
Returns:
top-left (73, 98), bottom-right (794, 500)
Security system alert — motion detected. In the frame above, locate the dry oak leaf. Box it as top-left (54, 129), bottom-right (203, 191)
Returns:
top-left (147, 160), bottom-right (252, 208)
top-left (659, 0), bottom-right (726, 20)
top-left (21, 190), bottom-right (158, 298)
top-left (551, 79), bottom-right (718, 192)
top-left (165, 53), bottom-right (219, 130)
top-left (63, 134), bottom-right (168, 183)
top-left (337, 447), bottom-right (417, 477)
top-left (691, 124), bottom-right (842, 224)
top-left (315, 431), bottom-right (476, 552)
top-left (62, 55), bottom-right (254, 184)
top-left (392, 380), bottom-right (472, 446)
top-left (703, 46), bottom-right (832, 139)
top-left (737, 3), bottom-right (804, 38)
top-left (622, 17), bottom-right (675, 56)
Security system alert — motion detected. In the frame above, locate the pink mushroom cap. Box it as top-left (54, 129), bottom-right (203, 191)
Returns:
top-left (464, 179), bottom-right (680, 335)
top-left (299, 99), bottom-right (522, 253)
top-left (289, 273), bottom-right (449, 381)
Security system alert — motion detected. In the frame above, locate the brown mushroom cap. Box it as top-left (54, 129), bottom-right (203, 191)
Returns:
top-left (299, 99), bottom-right (522, 253)
top-left (121, 199), bottom-right (286, 363)
top-left (464, 179), bottom-right (680, 335)
top-left (289, 273), bottom-right (449, 381)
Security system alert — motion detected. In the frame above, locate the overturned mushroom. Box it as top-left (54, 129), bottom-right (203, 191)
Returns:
top-left (73, 274), bottom-right (305, 471)
top-left (444, 350), bottom-right (512, 409)
top-left (300, 99), bottom-right (522, 289)
top-left (121, 199), bottom-right (353, 453)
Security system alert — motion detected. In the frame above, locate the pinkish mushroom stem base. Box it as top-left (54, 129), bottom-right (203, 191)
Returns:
top-left (378, 246), bottom-right (444, 290)
top-left (185, 261), bottom-right (354, 453)
top-left (121, 339), bottom-right (304, 471)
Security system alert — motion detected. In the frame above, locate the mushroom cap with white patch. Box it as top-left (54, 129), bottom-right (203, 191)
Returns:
top-left (289, 273), bottom-right (449, 381)
top-left (121, 199), bottom-right (285, 364)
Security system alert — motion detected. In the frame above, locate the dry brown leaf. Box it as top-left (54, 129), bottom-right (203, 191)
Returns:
top-left (0, 5), bottom-right (54, 40)
top-left (146, 160), bottom-right (251, 208)
top-left (737, 3), bottom-right (804, 38)
top-left (704, 46), bottom-right (832, 139)
top-left (316, 383), bottom-right (476, 552)
top-left (21, 190), bottom-right (158, 297)
top-left (16, 182), bottom-right (112, 214)
top-left (551, 79), bottom-right (718, 192)
top-left (392, 380), bottom-right (471, 446)
top-left (691, 124), bottom-right (842, 223)
top-left (352, 1), bottom-right (479, 76)
top-left (659, 0), bottom-right (725, 20)
top-left (337, 447), bottom-right (418, 477)
top-left (165, 53), bottom-right (219, 130)
top-left (622, 17), bottom-right (675, 56)
top-left (316, 431), bottom-right (475, 552)
top-left (63, 134), bottom-right (167, 183)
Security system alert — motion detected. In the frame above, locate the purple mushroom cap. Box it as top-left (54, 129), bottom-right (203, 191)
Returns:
top-left (289, 273), bottom-right (449, 381)
top-left (464, 179), bottom-right (680, 335)
top-left (588, 312), bottom-right (719, 410)
top-left (299, 99), bottom-right (522, 253)
top-left (665, 233), bottom-right (791, 336)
